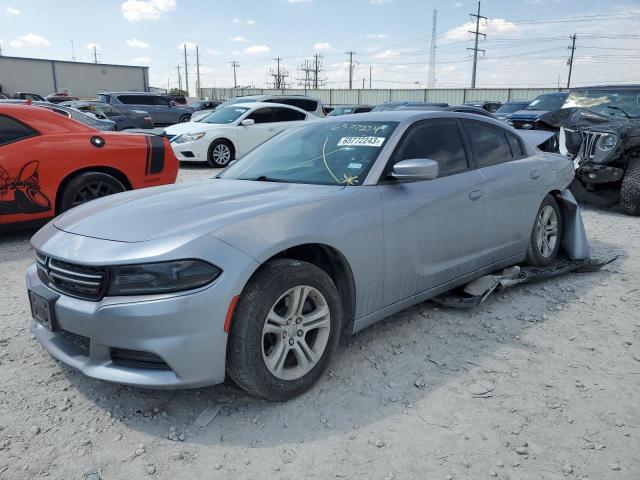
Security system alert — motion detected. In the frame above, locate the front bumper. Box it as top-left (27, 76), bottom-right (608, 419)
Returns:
top-left (170, 139), bottom-right (208, 162)
top-left (27, 227), bottom-right (259, 389)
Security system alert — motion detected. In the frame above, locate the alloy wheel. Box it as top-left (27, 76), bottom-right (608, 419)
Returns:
top-left (212, 144), bottom-right (231, 165)
top-left (536, 205), bottom-right (558, 258)
top-left (71, 181), bottom-right (120, 207)
top-left (261, 285), bottom-right (331, 381)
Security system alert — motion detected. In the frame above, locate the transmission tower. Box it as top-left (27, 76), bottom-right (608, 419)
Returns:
top-left (467, 1), bottom-right (486, 89)
top-left (297, 54), bottom-right (326, 89)
top-left (428, 10), bottom-right (437, 88)
top-left (268, 57), bottom-right (290, 89)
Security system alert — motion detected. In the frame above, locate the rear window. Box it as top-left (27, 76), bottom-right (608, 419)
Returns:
top-left (0, 115), bottom-right (39, 146)
top-left (463, 121), bottom-right (513, 167)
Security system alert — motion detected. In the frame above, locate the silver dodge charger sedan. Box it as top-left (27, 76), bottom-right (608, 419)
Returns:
top-left (27, 111), bottom-right (578, 401)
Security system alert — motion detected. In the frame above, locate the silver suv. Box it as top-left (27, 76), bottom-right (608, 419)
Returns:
top-left (99, 92), bottom-right (193, 126)
top-left (211, 94), bottom-right (325, 118)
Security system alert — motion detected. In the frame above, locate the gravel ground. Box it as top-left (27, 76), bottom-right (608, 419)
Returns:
top-left (1, 165), bottom-right (639, 480)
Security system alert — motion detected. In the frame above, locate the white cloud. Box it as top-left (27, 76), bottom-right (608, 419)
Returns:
top-left (9, 33), bottom-right (50, 48)
top-left (247, 19), bottom-right (255, 24)
top-left (121, 0), bottom-right (176, 21)
top-left (6, 6), bottom-right (20, 14)
top-left (374, 49), bottom-right (400, 59)
top-left (313, 42), bottom-right (331, 51)
top-left (86, 42), bottom-right (100, 51)
top-left (207, 48), bottom-right (221, 55)
top-left (454, 2), bottom-right (464, 7)
top-left (444, 18), bottom-right (518, 41)
top-left (131, 56), bottom-right (151, 64)
top-left (230, 36), bottom-right (248, 43)
top-left (244, 44), bottom-right (270, 54)
top-left (364, 33), bottom-right (387, 39)
top-left (369, 0), bottom-right (390, 4)
top-left (232, 17), bottom-right (241, 23)
top-left (287, 0), bottom-right (311, 3)
top-left (126, 38), bottom-right (150, 48)
top-left (177, 41), bottom-right (197, 50)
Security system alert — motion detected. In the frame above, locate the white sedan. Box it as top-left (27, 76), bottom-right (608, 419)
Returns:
top-left (165, 102), bottom-right (312, 167)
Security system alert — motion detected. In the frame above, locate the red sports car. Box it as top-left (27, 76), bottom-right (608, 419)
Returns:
top-left (0, 104), bottom-right (178, 230)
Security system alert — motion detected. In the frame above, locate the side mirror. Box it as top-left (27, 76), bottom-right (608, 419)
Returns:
top-left (390, 158), bottom-right (439, 181)
top-left (240, 119), bottom-right (255, 126)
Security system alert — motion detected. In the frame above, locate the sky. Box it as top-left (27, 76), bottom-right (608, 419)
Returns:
top-left (1, 0), bottom-right (639, 94)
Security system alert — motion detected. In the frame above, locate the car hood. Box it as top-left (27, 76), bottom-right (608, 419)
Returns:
top-left (53, 179), bottom-right (342, 243)
top-left (164, 121), bottom-right (232, 135)
top-left (510, 110), bottom-right (547, 121)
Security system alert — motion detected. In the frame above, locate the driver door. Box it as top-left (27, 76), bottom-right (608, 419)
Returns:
top-left (236, 107), bottom-right (279, 157)
top-left (378, 119), bottom-right (488, 306)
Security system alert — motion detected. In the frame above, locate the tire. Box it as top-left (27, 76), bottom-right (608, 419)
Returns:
top-left (526, 195), bottom-right (563, 267)
top-left (620, 158), bottom-right (640, 216)
top-left (179, 115), bottom-right (191, 123)
top-left (207, 139), bottom-right (234, 168)
top-left (58, 172), bottom-right (126, 213)
top-left (226, 259), bottom-right (343, 401)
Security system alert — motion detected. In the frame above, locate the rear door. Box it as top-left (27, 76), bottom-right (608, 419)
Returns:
top-left (379, 119), bottom-right (488, 305)
top-left (272, 106), bottom-right (307, 130)
top-left (461, 119), bottom-right (547, 263)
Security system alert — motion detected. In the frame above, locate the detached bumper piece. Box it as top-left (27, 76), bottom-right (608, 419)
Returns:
top-left (433, 256), bottom-right (618, 309)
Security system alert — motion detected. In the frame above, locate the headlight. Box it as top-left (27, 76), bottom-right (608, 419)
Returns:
top-left (173, 132), bottom-right (205, 144)
top-left (597, 133), bottom-right (618, 152)
top-left (108, 260), bottom-right (221, 296)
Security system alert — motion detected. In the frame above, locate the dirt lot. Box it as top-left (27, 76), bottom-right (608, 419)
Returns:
top-left (1, 165), bottom-right (638, 480)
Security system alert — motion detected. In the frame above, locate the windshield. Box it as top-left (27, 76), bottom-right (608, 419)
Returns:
top-left (564, 89), bottom-right (640, 119)
top-left (328, 107), bottom-right (354, 116)
top-left (371, 103), bottom-right (401, 112)
top-left (526, 94), bottom-right (566, 111)
top-left (220, 120), bottom-right (399, 185)
top-left (197, 106), bottom-right (249, 124)
top-left (496, 102), bottom-right (528, 114)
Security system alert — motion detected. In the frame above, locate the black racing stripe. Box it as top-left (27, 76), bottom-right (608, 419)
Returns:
top-left (144, 135), bottom-right (151, 175)
top-left (148, 136), bottom-right (165, 175)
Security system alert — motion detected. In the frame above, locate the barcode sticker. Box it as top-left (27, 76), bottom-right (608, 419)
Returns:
top-left (337, 136), bottom-right (386, 147)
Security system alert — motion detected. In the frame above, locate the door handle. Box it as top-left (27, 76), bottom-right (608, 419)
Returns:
top-left (469, 190), bottom-right (483, 201)
top-left (530, 169), bottom-right (542, 180)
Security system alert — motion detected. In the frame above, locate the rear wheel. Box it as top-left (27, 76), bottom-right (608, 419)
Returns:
top-left (620, 158), bottom-right (640, 216)
top-left (59, 172), bottom-right (126, 213)
top-left (526, 195), bottom-right (562, 267)
top-left (226, 259), bottom-right (342, 401)
top-left (207, 139), bottom-right (234, 168)
top-left (178, 115), bottom-right (191, 123)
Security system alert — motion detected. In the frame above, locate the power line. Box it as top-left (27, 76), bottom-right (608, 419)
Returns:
top-left (467, 1), bottom-right (486, 89)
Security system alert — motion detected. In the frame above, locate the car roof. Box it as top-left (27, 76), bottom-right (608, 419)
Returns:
top-left (569, 84), bottom-right (640, 91)
top-left (536, 92), bottom-right (568, 97)
top-left (102, 91), bottom-right (166, 96)
top-left (323, 109), bottom-right (504, 125)
top-left (224, 101), bottom-right (307, 111)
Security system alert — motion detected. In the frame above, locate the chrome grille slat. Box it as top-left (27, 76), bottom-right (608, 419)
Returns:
top-left (34, 251), bottom-right (107, 301)
top-left (580, 131), bottom-right (604, 161)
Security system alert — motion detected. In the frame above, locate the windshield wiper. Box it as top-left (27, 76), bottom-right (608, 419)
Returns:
top-left (246, 175), bottom-right (284, 183)
top-left (606, 105), bottom-right (631, 119)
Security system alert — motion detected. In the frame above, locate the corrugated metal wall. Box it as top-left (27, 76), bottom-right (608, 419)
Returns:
top-left (199, 87), bottom-right (565, 105)
top-left (0, 56), bottom-right (149, 99)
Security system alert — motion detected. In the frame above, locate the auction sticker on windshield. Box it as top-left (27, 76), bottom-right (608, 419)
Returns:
top-left (338, 136), bottom-right (386, 147)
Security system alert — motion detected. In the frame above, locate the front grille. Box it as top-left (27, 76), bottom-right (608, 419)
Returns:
top-left (35, 252), bottom-right (108, 301)
top-left (578, 131), bottom-right (606, 162)
top-left (58, 329), bottom-right (90, 356)
top-left (511, 120), bottom-right (534, 130)
top-left (110, 348), bottom-right (171, 370)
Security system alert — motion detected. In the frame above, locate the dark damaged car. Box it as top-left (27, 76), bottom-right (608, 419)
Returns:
top-left (537, 85), bottom-right (640, 215)
top-left (508, 92), bottom-right (568, 130)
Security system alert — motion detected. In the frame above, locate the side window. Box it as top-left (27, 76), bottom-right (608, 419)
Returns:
top-left (274, 107), bottom-right (306, 122)
top-left (391, 120), bottom-right (469, 176)
top-left (119, 95), bottom-right (152, 105)
top-left (153, 96), bottom-right (171, 106)
top-left (271, 98), bottom-right (317, 112)
top-left (463, 121), bottom-right (513, 167)
top-left (98, 94), bottom-right (111, 103)
top-left (0, 115), bottom-right (39, 146)
top-left (354, 107), bottom-right (371, 113)
top-left (247, 108), bottom-right (275, 124)
top-left (506, 132), bottom-right (526, 159)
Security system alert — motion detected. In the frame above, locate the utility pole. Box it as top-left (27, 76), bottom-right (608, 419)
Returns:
top-left (567, 34), bottom-right (576, 89)
top-left (269, 58), bottom-right (289, 89)
top-left (369, 65), bottom-right (372, 89)
top-left (346, 51), bottom-right (356, 89)
top-left (183, 44), bottom-right (189, 95)
top-left (230, 61), bottom-right (239, 88)
top-left (71, 40), bottom-right (76, 61)
top-left (467, 1), bottom-right (486, 89)
top-left (313, 53), bottom-right (321, 89)
top-left (276, 57), bottom-right (281, 88)
top-left (176, 65), bottom-right (182, 91)
top-left (428, 9), bottom-right (437, 88)
top-left (196, 45), bottom-right (201, 99)
top-left (93, 45), bottom-right (99, 64)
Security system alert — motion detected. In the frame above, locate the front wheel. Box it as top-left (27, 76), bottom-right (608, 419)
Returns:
top-left (226, 259), bottom-right (343, 401)
top-left (526, 194), bottom-right (563, 267)
top-left (58, 172), bottom-right (126, 213)
top-left (620, 158), bottom-right (640, 216)
top-left (207, 139), bottom-right (234, 168)
top-left (178, 115), bottom-right (191, 123)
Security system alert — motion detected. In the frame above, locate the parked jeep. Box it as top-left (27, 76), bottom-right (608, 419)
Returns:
top-left (537, 85), bottom-right (640, 215)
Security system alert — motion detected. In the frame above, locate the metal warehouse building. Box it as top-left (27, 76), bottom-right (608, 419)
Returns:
top-left (0, 56), bottom-right (149, 99)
